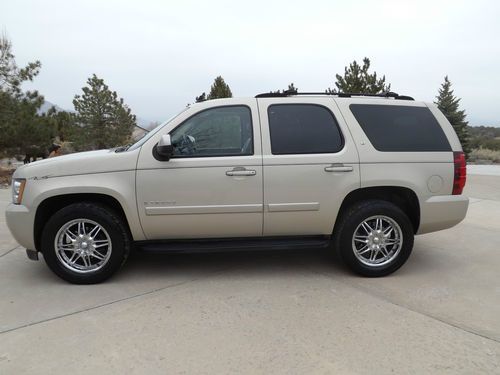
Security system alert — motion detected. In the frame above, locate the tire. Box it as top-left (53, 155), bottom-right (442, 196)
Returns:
top-left (41, 202), bottom-right (131, 284)
top-left (334, 200), bottom-right (414, 277)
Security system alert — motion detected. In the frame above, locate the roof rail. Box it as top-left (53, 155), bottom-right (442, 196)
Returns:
top-left (255, 90), bottom-right (414, 101)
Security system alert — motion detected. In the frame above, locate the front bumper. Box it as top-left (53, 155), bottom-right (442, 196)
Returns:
top-left (5, 203), bottom-right (36, 250)
top-left (417, 195), bottom-right (469, 234)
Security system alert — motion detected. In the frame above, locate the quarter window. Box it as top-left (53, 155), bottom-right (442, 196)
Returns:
top-left (267, 104), bottom-right (343, 154)
top-left (350, 104), bottom-right (451, 152)
top-left (170, 106), bottom-right (253, 157)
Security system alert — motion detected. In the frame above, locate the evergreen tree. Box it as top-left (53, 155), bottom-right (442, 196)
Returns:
top-left (435, 76), bottom-right (471, 157)
top-left (195, 92), bottom-right (206, 102)
top-left (328, 57), bottom-right (390, 94)
top-left (0, 34), bottom-right (53, 157)
top-left (18, 109), bottom-right (57, 160)
top-left (270, 83), bottom-right (298, 94)
top-left (286, 83), bottom-right (298, 93)
top-left (73, 74), bottom-right (136, 150)
top-left (0, 34), bottom-right (41, 95)
top-left (207, 76), bottom-right (233, 99)
top-left (46, 106), bottom-right (75, 142)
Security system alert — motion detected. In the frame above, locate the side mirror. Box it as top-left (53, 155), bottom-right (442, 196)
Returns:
top-left (153, 134), bottom-right (174, 161)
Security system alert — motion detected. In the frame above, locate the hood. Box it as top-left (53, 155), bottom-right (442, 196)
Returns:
top-left (14, 148), bottom-right (140, 179)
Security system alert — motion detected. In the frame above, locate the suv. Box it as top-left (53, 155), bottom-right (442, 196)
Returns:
top-left (6, 92), bottom-right (468, 284)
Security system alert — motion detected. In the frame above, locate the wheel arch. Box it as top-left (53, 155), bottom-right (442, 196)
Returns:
top-left (335, 186), bottom-right (420, 233)
top-left (34, 193), bottom-right (132, 252)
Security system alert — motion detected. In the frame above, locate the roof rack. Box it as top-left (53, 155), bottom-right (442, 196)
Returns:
top-left (255, 90), bottom-right (414, 101)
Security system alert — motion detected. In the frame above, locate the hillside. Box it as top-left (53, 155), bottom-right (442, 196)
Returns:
top-left (468, 126), bottom-right (500, 150)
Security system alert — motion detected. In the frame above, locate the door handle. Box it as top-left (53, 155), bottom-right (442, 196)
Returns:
top-left (324, 164), bottom-right (353, 173)
top-left (226, 167), bottom-right (256, 177)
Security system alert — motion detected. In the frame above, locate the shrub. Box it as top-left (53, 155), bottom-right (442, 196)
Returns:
top-left (469, 148), bottom-right (500, 163)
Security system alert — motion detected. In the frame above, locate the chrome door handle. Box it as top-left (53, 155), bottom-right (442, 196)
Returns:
top-left (324, 164), bottom-right (353, 173)
top-left (226, 167), bottom-right (256, 177)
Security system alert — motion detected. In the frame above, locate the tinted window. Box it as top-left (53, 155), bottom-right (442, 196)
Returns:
top-left (171, 106), bottom-right (253, 157)
top-left (350, 104), bottom-right (451, 152)
top-left (268, 104), bottom-right (343, 154)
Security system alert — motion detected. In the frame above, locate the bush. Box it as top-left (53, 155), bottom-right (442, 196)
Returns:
top-left (469, 148), bottom-right (500, 164)
top-left (0, 168), bottom-right (14, 187)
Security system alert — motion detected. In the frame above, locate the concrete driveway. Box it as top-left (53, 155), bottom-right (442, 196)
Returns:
top-left (0, 174), bottom-right (499, 374)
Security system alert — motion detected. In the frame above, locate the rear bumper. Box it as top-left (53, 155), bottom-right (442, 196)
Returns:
top-left (5, 203), bottom-right (36, 250)
top-left (417, 195), bottom-right (469, 234)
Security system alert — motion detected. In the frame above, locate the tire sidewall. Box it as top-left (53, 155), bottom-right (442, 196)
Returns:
top-left (41, 203), bottom-right (129, 284)
top-left (336, 201), bottom-right (414, 277)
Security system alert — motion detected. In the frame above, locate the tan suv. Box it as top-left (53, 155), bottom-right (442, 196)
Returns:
top-left (6, 91), bottom-right (469, 283)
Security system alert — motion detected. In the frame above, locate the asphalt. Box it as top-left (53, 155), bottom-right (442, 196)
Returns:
top-left (0, 173), bottom-right (499, 374)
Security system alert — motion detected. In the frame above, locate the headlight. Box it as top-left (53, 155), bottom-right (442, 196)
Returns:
top-left (12, 179), bottom-right (26, 204)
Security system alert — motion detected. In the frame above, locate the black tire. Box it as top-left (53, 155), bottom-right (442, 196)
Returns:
top-left (41, 202), bottom-right (131, 284)
top-left (334, 200), bottom-right (414, 277)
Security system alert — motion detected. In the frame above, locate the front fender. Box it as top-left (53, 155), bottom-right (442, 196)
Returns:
top-left (24, 171), bottom-right (145, 247)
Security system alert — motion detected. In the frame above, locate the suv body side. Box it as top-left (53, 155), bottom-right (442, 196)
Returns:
top-left (6, 96), bottom-right (468, 254)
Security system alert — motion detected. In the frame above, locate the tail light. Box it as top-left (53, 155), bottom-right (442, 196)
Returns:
top-left (452, 151), bottom-right (466, 195)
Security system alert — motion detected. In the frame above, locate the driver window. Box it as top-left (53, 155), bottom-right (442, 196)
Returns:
top-left (170, 106), bottom-right (253, 157)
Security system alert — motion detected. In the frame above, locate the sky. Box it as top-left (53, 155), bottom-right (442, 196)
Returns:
top-left (2, 0), bottom-right (500, 126)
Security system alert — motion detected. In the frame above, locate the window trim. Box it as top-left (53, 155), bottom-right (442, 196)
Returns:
top-left (167, 104), bottom-right (255, 159)
top-left (349, 103), bottom-right (452, 152)
top-left (267, 103), bottom-right (345, 155)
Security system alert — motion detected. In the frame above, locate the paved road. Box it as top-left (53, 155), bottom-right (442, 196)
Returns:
top-left (0, 175), bottom-right (499, 374)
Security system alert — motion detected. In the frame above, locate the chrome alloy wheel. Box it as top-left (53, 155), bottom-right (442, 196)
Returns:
top-left (352, 215), bottom-right (403, 267)
top-left (54, 219), bottom-right (112, 273)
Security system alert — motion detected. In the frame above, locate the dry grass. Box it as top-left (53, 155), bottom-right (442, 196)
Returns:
top-left (469, 148), bottom-right (500, 164)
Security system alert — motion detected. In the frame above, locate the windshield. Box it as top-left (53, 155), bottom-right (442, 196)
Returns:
top-left (127, 107), bottom-right (190, 151)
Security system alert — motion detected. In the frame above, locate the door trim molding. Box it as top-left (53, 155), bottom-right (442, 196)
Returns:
top-left (267, 202), bottom-right (320, 212)
top-left (145, 204), bottom-right (263, 216)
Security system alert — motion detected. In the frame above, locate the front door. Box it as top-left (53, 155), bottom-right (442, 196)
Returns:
top-left (257, 97), bottom-right (360, 236)
top-left (136, 100), bottom-right (263, 239)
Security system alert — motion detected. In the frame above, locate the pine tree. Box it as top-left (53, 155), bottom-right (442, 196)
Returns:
top-left (270, 83), bottom-right (298, 94)
top-left (435, 76), bottom-right (471, 157)
top-left (0, 34), bottom-right (41, 95)
top-left (207, 76), bottom-right (233, 99)
top-left (328, 57), bottom-right (390, 94)
top-left (73, 74), bottom-right (136, 150)
top-left (287, 83), bottom-right (298, 93)
top-left (284, 83), bottom-right (298, 93)
top-left (0, 34), bottom-right (53, 158)
top-left (195, 92), bottom-right (206, 102)
top-left (46, 107), bottom-right (75, 142)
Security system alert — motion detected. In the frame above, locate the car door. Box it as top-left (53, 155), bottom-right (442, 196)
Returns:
top-left (257, 97), bottom-right (360, 236)
top-left (136, 99), bottom-right (263, 239)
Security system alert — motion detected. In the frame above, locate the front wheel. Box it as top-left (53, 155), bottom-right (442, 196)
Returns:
top-left (334, 200), bottom-right (414, 277)
top-left (41, 203), bottom-right (131, 284)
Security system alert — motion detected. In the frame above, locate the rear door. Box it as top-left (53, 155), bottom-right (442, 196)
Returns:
top-left (257, 97), bottom-right (360, 236)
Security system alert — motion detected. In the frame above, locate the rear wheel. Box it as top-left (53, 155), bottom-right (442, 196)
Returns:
top-left (334, 200), bottom-right (414, 277)
top-left (41, 202), bottom-right (131, 284)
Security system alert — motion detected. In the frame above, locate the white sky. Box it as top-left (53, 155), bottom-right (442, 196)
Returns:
top-left (3, 0), bottom-right (500, 125)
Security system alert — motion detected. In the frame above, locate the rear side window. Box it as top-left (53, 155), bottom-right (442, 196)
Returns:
top-left (350, 104), bottom-right (451, 152)
top-left (268, 104), bottom-right (343, 154)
